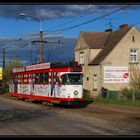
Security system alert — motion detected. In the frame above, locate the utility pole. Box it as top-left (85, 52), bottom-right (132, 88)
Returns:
top-left (3, 48), bottom-right (5, 69)
top-left (40, 30), bottom-right (43, 63)
top-left (20, 13), bottom-right (43, 63)
top-left (31, 40), bottom-right (63, 63)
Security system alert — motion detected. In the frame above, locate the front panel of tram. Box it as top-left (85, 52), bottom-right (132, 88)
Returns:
top-left (60, 73), bottom-right (83, 99)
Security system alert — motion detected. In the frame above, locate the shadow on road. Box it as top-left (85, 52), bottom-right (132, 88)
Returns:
top-left (0, 108), bottom-right (51, 123)
top-left (53, 100), bottom-right (94, 109)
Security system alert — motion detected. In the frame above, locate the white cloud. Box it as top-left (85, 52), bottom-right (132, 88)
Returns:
top-left (0, 5), bottom-right (138, 21)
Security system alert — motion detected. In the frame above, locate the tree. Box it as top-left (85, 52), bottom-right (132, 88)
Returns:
top-left (2, 59), bottom-right (23, 93)
top-left (129, 64), bottom-right (140, 89)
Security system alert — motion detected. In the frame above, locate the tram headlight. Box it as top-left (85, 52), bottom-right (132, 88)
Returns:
top-left (74, 90), bottom-right (78, 96)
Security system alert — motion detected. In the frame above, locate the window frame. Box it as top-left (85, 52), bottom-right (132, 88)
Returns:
top-left (130, 48), bottom-right (138, 63)
top-left (79, 52), bottom-right (84, 65)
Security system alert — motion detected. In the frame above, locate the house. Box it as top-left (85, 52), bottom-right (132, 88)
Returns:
top-left (75, 24), bottom-right (140, 97)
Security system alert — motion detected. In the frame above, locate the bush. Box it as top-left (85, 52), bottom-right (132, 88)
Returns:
top-left (120, 87), bottom-right (131, 100)
top-left (120, 87), bottom-right (140, 100)
top-left (132, 88), bottom-right (140, 100)
top-left (83, 89), bottom-right (90, 99)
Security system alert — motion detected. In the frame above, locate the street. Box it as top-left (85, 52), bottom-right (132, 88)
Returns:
top-left (0, 95), bottom-right (140, 136)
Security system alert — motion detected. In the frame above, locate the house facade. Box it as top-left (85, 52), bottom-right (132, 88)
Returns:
top-left (75, 24), bottom-right (140, 97)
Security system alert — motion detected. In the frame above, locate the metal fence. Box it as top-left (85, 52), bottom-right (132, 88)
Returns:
top-left (104, 90), bottom-right (140, 101)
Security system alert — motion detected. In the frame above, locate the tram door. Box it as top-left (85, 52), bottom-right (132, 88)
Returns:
top-left (50, 72), bottom-right (61, 97)
top-left (14, 75), bottom-right (18, 93)
top-left (50, 73), bottom-right (54, 97)
top-left (55, 73), bottom-right (61, 97)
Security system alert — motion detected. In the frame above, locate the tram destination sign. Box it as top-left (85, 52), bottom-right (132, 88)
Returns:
top-left (26, 62), bottom-right (50, 71)
top-left (12, 67), bottom-right (25, 73)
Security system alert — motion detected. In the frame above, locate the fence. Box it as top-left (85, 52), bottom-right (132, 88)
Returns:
top-left (103, 90), bottom-right (140, 101)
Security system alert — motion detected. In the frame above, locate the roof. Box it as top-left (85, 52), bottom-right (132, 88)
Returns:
top-left (80, 31), bottom-right (110, 49)
top-left (86, 27), bottom-right (132, 65)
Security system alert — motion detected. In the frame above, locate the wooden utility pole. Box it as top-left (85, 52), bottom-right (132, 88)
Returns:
top-left (3, 48), bottom-right (5, 69)
top-left (40, 30), bottom-right (43, 63)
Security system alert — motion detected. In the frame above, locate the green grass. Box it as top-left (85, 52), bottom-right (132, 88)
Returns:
top-left (94, 98), bottom-right (140, 107)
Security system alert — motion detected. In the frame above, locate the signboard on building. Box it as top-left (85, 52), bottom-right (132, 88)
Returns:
top-left (0, 67), bottom-right (2, 80)
top-left (104, 66), bottom-right (129, 83)
top-left (26, 62), bottom-right (50, 71)
top-left (12, 67), bottom-right (25, 73)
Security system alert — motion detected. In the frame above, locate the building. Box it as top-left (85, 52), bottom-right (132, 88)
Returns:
top-left (75, 24), bottom-right (140, 97)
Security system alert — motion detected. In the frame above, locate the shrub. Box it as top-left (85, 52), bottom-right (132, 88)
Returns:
top-left (120, 87), bottom-right (140, 100)
top-left (83, 89), bottom-right (90, 99)
top-left (129, 64), bottom-right (140, 89)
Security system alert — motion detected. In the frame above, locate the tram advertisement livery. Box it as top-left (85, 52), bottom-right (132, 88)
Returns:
top-left (9, 62), bottom-right (84, 106)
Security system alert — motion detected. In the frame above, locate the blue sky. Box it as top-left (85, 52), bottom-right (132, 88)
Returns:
top-left (1, 4), bottom-right (140, 66)
top-left (0, 5), bottom-right (140, 38)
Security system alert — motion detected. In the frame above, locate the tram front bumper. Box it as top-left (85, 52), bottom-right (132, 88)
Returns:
top-left (60, 98), bottom-right (85, 106)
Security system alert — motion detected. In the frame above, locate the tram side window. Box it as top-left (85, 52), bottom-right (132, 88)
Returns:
top-left (35, 74), bottom-right (40, 84)
top-left (43, 73), bottom-right (49, 84)
top-left (13, 75), bottom-right (18, 83)
top-left (56, 73), bottom-right (61, 84)
top-left (20, 75), bottom-right (24, 83)
top-left (39, 73), bottom-right (44, 84)
top-left (35, 73), bottom-right (48, 84)
top-left (62, 74), bottom-right (69, 85)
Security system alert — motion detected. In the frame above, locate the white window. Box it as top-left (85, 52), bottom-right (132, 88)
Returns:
top-left (80, 52), bottom-right (84, 65)
top-left (130, 49), bottom-right (138, 63)
top-left (93, 75), bottom-right (97, 90)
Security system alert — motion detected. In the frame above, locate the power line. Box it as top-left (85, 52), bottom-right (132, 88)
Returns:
top-left (46, 10), bottom-right (98, 32)
top-left (47, 5), bottom-right (130, 33)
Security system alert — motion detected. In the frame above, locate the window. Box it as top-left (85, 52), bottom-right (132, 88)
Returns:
top-left (43, 73), bottom-right (49, 83)
top-left (80, 52), bottom-right (84, 65)
top-left (61, 73), bottom-right (83, 85)
top-left (35, 73), bottom-right (40, 84)
top-left (130, 49), bottom-right (138, 63)
top-left (93, 75), bottom-right (97, 90)
top-left (35, 73), bottom-right (49, 84)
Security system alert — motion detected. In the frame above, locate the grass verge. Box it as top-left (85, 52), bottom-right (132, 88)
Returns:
top-left (94, 98), bottom-right (140, 107)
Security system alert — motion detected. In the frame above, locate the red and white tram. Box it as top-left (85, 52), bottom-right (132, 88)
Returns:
top-left (9, 62), bottom-right (84, 106)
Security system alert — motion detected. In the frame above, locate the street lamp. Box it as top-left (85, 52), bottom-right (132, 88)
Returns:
top-left (20, 13), bottom-right (43, 63)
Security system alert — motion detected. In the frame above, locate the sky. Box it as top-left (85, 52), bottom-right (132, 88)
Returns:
top-left (0, 4), bottom-right (140, 38)
top-left (1, 4), bottom-right (140, 66)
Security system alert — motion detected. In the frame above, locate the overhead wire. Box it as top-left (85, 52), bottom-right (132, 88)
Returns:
top-left (46, 5), bottom-right (130, 33)
top-left (46, 9), bottom-right (100, 32)
top-left (1, 5), bottom-right (134, 65)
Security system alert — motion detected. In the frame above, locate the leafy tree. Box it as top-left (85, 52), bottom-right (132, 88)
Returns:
top-left (1, 59), bottom-right (23, 93)
top-left (129, 64), bottom-right (140, 89)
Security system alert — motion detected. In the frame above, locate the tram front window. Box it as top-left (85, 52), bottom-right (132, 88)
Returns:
top-left (62, 73), bottom-right (83, 85)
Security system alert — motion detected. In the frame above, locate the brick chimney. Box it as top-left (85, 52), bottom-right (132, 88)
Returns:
top-left (119, 24), bottom-right (128, 30)
top-left (105, 28), bottom-right (113, 32)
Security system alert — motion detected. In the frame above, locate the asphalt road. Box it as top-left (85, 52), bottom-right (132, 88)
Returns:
top-left (0, 95), bottom-right (140, 136)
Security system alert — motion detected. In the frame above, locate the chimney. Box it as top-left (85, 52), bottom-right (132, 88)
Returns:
top-left (105, 28), bottom-right (113, 32)
top-left (119, 24), bottom-right (128, 30)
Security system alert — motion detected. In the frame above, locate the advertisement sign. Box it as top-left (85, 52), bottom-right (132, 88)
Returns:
top-left (26, 62), bottom-right (50, 71)
top-left (0, 68), bottom-right (2, 80)
top-left (104, 66), bottom-right (129, 83)
top-left (12, 67), bottom-right (25, 73)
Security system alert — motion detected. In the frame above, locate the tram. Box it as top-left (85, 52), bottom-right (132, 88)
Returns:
top-left (9, 62), bottom-right (84, 106)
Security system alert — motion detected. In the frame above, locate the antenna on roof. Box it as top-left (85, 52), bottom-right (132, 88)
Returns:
top-left (103, 18), bottom-right (119, 30)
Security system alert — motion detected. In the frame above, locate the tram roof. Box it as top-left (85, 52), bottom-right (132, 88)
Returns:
top-left (12, 61), bottom-right (81, 73)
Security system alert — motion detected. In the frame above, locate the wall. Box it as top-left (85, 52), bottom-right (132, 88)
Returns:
top-left (75, 27), bottom-right (140, 97)
top-left (100, 27), bottom-right (140, 92)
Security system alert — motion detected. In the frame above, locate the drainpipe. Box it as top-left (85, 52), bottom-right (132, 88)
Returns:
top-left (99, 63), bottom-right (103, 94)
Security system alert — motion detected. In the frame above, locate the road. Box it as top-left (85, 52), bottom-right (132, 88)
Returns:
top-left (0, 95), bottom-right (140, 136)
